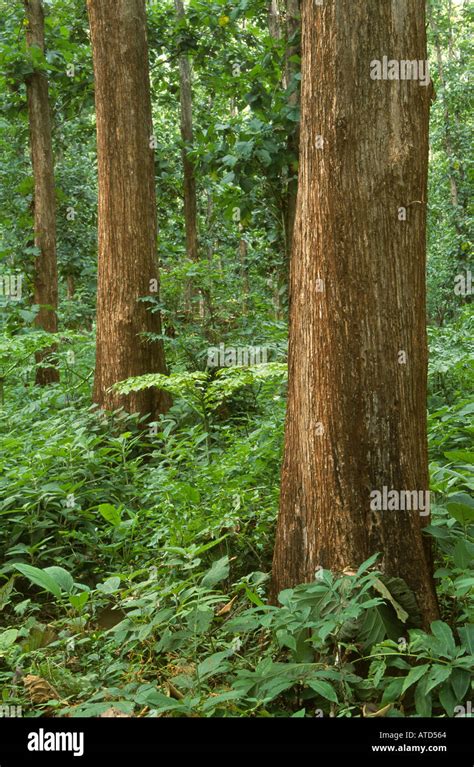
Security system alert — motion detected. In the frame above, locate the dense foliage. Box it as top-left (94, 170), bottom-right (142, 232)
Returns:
top-left (0, 0), bottom-right (472, 718)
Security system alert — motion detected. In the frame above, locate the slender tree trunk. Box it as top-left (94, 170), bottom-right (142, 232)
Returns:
top-left (428, 2), bottom-right (468, 271)
top-left (268, 0), bottom-right (281, 40)
top-left (174, 0), bottom-right (198, 263)
top-left (272, 0), bottom-right (439, 628)
top-left (239, 234), bottom-right (250, 315)
top-left (24, 0), bottom-right (59, 385)
top-left (66, 275), bottom-right (75, 300)
top-left (87, 0), bottom-right (170, 419)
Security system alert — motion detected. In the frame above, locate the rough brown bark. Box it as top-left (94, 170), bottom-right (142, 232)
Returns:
top-left (87, 0), bottom-right (170, 419)
top-left (174, 0), bottom-right (198, 263)
top-left (24, 0), bottom-right (59, 385)
top-left (272, 0), bottom-right (439, 628)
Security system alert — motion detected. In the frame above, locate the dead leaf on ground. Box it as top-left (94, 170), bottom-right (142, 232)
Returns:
top-left (363, 702), bottom-right (393, 718)
top-left (216, 595), bottom-right (238, 616)
top-left (23, 675), bottom-right (60, 704)
top-left (99, 707), bottom-right (130, 718)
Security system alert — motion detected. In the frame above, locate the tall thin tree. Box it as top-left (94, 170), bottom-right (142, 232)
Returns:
top-left (272, 0), bottom-right (439, 628)
top-left (174, 0), bottom-right (198, 264)
top-left (24, 0), bottom-right (59, 385)
top-left (87, 0), bottom-right (170, 418)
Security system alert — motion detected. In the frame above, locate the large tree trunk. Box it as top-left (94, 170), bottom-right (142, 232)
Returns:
top-left (87, 0), bottom-right (170, 419)
top-left (272, 0), bottom-right (439, 628)
top-left (24, 0), bottom-right (59, 385)
top-left (174, 0), bottom-right (198, 264)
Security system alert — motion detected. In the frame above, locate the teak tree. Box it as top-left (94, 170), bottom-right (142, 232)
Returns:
top-left (174, 0), bottom-right (199, 264)
top-left (24, 0), bottom-right (59, 385)
top-left (87, 0), bottom-right (170, 419)
top-left (272, 0), bottom-right (439, 628)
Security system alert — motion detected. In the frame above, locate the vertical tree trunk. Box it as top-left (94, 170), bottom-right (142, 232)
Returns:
top-left (283, 0), bottom-right (300, 259)
top-left (272, 0), bottom-right (439, 628)
top-left (174, 0), bottom-right (198, 263)
top-left (87, 0), bottom-right (170, 419)
top-left (66, 275), bottom-right (75, 300)
top-left (24, 0), bottom-right (59, 385)
top-left (428, 1), bottom-right (468, 271)
top-left (268, 0), bottom-right (282, 40)
top-left (239, 234), bottom-right (250, 315)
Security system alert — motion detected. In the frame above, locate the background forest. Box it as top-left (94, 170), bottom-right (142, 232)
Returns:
top-left (0, 0), bottom-right (472, 720)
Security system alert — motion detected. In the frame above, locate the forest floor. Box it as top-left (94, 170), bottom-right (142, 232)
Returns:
top-left (0, 308), bottom-right (472, 718)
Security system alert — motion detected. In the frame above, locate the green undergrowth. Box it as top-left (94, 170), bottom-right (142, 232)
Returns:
top-left (0, 310), bottom-right (472, 718)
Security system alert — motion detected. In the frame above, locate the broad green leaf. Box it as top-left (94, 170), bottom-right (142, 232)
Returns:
top-left (307, 679), bottom-right (338, 703)
top-left (201, 690), bottom-right (243, 711)
top-left (0, 577), bottom-right (15, 611)
top-left (44, 566), bottom-right (74, 594)
top-left (415, 676), bottom-right (432, 716)
top-left (197, 650), bottom-right (230, 680)
top-left (98, 503), bottom-right (122, 527)
top-left (451, 667), bottom-right (471, 702)
top-left (458, 624), bottom-right (474, 655)
top-left (69, 592), bottom-right (89, 611)
top-left (425, 664), bottom-right (452, 694)
top-left (430, 620), bottom-right (456, 657)
top-left (201, 556), bottom-right (229, 587)
top-left (97, 576), bottom-right (121, 594)
top-left (13, 563), bottom-right (61, 599)
top-left (382, 677), bottom-right (405, 704)
top-left (136, 687), bottom-right (188, 712)
top-left (401, 663), bottom-right (430, 694)
top-left (439, 682), bottom-right (457, 716)
top-left (356, 553), bottom-right (380, 576)
top-left (0, 629), bottom-right (18, 653)
top-left (446, 493), bottom-right (474, 525)
top-left (453, 539), bottom-right (474, 569)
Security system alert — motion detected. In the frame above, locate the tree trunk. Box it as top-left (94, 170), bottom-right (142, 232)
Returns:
top-left (174, 0), bottom-right (198, 263)
top-left (272, 0), bottom-right (439, 628)
top-left (268, 0), bottom-right (281, 40)
top-left (66, 275), bottom-right (75, 300)
top-left (428, 1), bottom-right (468, 273)
top-left (239, 234), bottom-right (250, 315)
top-left (87, 0), bottom-right (170, 419)
top-left (24, 0), bottom-right (59, 385)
